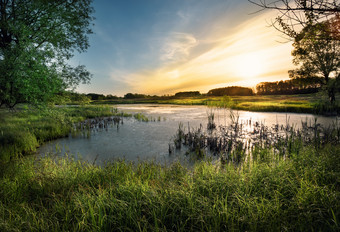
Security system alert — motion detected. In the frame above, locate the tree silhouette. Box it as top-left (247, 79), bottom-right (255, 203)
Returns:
top-left (249, 0), bottom-right (340, 103)
top-left (249, 0), bottom-right (340, 39)
top-left (289, 16), bottom-right (340, 102)
top-left (208, 87), bottom-right (253, 96)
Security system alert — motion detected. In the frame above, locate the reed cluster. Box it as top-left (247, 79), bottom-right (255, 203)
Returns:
top-left (133, 113), bottom-right (163, 122)
top-left (172, 111), bottom-right (340, 165)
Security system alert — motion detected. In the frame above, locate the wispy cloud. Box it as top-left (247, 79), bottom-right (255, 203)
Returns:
top-left (160, 32), bottom-right (199, 62)
top-left (121, 11), bottom-right (295, 95)
top-left (76, 1), bottom-right (297, 96)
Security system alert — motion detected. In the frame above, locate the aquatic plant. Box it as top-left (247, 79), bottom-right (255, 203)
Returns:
top-left (134, 113), bottom-right (149, 122)
top-left (172, 112), bottom-right (340, 164)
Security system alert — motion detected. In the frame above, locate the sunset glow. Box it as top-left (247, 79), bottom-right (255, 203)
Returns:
top-left (73, 0), bottom-right (295, 96)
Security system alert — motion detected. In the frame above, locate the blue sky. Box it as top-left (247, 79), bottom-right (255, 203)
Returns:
top-left (73, 0), bottom-right (295, 96)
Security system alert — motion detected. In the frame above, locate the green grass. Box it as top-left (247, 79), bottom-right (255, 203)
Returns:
top-left (0, 106), bottom-right (125, 161)
top-left (0, 144), bottom-right (339, 231)
top-left (0, 102), bottom-right (339, 231)
top-left (91, 93), bottom-right (339, 114)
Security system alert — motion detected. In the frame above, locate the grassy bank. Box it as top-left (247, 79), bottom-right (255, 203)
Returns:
top-left (0, 103), bottom-right (339, 231)
top-left (0, 106), bottom-right (123, 161)
top-left (91, 93), bottom-right (340, 114)
top-left (0, 144), bottom-right (339, 231)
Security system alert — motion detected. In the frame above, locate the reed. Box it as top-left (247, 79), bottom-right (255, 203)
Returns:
top-left (172, 110), bottom-right (340, 164)
top-left (134, 113), bottom-right (150, 122)
top-left (1, 104), bottom-right (339, 231)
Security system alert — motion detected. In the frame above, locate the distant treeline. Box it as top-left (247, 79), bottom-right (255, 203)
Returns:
top-left (85, 93), bottom-right (167, 100)
top-left (86, 93), bottom-right (120, 100)
top-left (207, 86), bottom-right (253, 96)
top-left (175, 91), bottom-right (201, 97)
top-left (256, 78), bottom-right (322, 95)
top-left (68, 78), bottom-right (322, 103)
top-left (87, 93), bottom-right (156, 100)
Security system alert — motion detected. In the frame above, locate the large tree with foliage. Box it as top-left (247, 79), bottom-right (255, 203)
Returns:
top-left (289, 16), bottom-right (340, 102)
top-left (250, 0), bottom-right (340, 104)
top-left (0, 0), bottom-right (94, 108)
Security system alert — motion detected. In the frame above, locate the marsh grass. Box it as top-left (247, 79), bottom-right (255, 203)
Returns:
top-left (173, 110), bottom-right (340, 164)
top-left (1, 103), bottom-right (339, 231)
top-left (0, 144), bottom-right (339, 231)
top-left (91, 94), bottom-right (334, 114)
top-left (0, 106), bottom-right (129, 161)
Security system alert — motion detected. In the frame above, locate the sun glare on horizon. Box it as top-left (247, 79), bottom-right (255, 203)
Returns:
top-left (75, 1), bottom-right (295, 96)
top-left (235, 53), bottom-right (265, 79)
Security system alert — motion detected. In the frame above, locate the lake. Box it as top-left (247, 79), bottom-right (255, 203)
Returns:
top-left (38, 104), bottom-right (339, 165)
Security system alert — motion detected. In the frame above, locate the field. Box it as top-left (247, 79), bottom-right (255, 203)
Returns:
top-left (90, 93), bottom-right (339, 114)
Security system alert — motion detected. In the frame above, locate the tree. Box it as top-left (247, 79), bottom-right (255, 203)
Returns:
top-left (0, 0), bottom-right (94, 108)
top-left (207, 86), bottom-right (253, 96)
top-left (175, 91), bottom-right (201, 97)
top-left (289, 16), bottom-right (340, 102)
top-left (249, 0), bottom-right (340, 104)
top-left (249, 0), bottom-right (340, 39)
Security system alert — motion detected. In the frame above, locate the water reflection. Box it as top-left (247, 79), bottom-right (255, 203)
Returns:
top-left (38, 104), bottom-right (338, 165)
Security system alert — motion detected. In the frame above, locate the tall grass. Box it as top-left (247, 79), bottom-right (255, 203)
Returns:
top-left (172, 109), bottom-right (340, 165)
top-left (0, 144), bottom-right (339, 231)
top-left (1, 103), bottom-right (339, 231)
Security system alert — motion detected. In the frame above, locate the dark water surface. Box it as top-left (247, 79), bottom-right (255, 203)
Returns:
top-left (38, 104), bottom-right (338, 165)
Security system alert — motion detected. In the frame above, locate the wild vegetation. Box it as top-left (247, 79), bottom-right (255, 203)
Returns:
top-left (90, 93), bottom-right (339, 115)
top-left (171, 108), bottom-right (340, 162)
top-left (0, 104), bottom-right (339, 231)
top-left (0, 129), bottom-right (339, 231)
top-left (0, 106), bottom-right (130, 161)
top-left (0, 0), bottom-right (339, 231)
top-left (175, 91), bottom-right (201, 97)
top-left (250, 0), bottom-right (340, 104)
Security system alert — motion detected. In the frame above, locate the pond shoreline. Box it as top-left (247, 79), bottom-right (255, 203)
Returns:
top-left (36, 104), bottom-right (339, 165)
top-left (1, 104), bottom-right (339, 231)
top-left (88, 94), bottom-right (340, 116)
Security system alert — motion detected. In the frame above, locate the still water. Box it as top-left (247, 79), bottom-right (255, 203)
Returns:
top-left (38, 104), bottom-right (338, 164)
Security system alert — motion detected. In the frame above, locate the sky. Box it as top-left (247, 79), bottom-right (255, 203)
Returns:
top-left (72, 0), bottom-right (296, 96)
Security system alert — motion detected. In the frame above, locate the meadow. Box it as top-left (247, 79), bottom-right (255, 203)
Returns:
top-left (0, 102), bottom-right (339, 231)
top-left (90, 93), bottom-right (340, 115)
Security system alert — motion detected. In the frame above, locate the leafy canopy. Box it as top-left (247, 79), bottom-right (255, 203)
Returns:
top-left (0, 0), bottom-right (94, 108)
top-left (290, 16), bottom-right (340, 81)
top-left (289, 15), bottom-right (340, 102)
